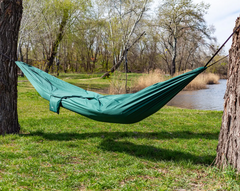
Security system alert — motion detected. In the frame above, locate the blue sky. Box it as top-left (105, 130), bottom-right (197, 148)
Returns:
top-left (152, 0), bottom-right (240, 52)
top-left (194, 0), bottom-right (240, 52)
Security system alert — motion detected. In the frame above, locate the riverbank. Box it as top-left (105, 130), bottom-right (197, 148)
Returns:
top-left (168, 79), bottom-right (226, 111)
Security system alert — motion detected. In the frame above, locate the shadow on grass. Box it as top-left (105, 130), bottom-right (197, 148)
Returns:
top-left (20, 130), bottom-right (218, 165)
top-left (99, 139), bottom-right (215, 165)
top-left (20, 130), bottom-right (219, 141)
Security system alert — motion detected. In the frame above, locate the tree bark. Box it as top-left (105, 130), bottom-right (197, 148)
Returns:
top-left (0, 0), bottom-right (22, 134)
top-left (215, 17), bottom-right (240, 170)
top-left (171, 36), bottom-right (177, 76)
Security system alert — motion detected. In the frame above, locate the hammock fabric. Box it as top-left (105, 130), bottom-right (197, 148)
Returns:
top-left (16, 61), bottom-right (206, 124)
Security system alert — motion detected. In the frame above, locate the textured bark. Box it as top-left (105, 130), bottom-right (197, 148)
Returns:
top-left (0, 0), bottom-right (22, 134)
top-left (215, 17), bottom-right (240, 170)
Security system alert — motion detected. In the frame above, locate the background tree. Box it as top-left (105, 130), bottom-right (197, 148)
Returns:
top-left (215, 17), bottom-right (240, 170)
top-left (100, 0), bottom-right (151, 78)
top-left (0, 0), bottom-right (23, 134)
top-left (157, 0), bottom-right (212, 75)
top-left (18, 0), bottom-right (91, 73)
top-left (44, 0), bottom-right (71, 73)
top-left (17, 0), bottom-right (219, 76)
top-left (40, 0), bottom-right (90, 73)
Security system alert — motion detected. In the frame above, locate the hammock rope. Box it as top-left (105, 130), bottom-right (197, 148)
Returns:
top-left (206, 55), bottom-right (229, 68)
top-left (204, 23), bottom-right (240, 67)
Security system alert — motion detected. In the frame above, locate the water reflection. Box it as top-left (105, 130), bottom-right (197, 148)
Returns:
top-left (167, 79), bottom-right (227, 111)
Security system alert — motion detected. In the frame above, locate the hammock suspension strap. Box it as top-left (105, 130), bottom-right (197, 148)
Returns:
top-left (206, 55), bottom-right (229, 68)
top-left (204, 24), bottom-right (240, 68)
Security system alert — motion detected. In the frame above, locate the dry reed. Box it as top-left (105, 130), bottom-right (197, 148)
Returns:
top-left (203, 73), bottom-right (220, 84)
top-left (108, 71), bottom-right (127, 94)
top-left (182, 71), bottom-right (220, 91)
top-left (131, 69), bottom-right (165, 92)
top-left (132, 69), bottom-right (220, 92)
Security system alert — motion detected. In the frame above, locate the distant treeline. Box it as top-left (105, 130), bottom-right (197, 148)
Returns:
top-left (18, 0), bottom-right (228, 77)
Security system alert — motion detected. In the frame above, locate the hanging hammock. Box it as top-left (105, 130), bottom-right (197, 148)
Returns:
top-left (16, 61), bottom-right (206, 124)
top-left (3, 24), bottom-right (240, 124)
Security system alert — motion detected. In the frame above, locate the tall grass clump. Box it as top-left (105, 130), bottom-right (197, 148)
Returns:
top-left (204, 72), bottom-right (220, 84)
top-left (109, 71), bottom-right (128, 94)
top-left (184, 72), bottom-right (220, 90)
top-left (131, 69), bottom-right (165, 92)
top-left (132, 69), bottom-right (220, 92)
top-left (109, 69), bottom-right (220, 94)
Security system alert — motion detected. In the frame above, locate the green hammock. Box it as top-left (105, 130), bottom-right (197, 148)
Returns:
top-left (16, 61), bottom-right (206, 124)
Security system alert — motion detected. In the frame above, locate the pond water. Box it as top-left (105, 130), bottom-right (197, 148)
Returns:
top-left (167, 79), bottom-right (227, 111)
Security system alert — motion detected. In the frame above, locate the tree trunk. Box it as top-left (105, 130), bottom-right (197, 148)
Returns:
top-left (18, 42), bottom-right (24, 77)
top-left (63, 43), bottom-right (67, 73)
top-left (101, 49), bottom-right (127, 78)
top-left (45, 9), bottom-right (69, 73)
top-left (215, 17), bottom-right (240, 170)
top-left (171, 36), bottom-right (177, 75)
top-left (56, 59), bottom-right (60, 77)
top-left (0, 0), bottom-right (22, 134)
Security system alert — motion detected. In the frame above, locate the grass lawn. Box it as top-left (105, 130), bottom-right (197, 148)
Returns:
top-left (0, 74), bottom-right (239, 190)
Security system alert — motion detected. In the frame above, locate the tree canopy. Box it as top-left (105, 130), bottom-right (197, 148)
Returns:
top-left (17, 0), bottom-right (225, 76)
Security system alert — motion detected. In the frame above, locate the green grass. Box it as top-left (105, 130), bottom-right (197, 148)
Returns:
top-left (1, 75), bottom-right (240, 190)
top-left (60, 72), bottom-right (143, 93)
top-left (18, 71), bottom-right (144, 94)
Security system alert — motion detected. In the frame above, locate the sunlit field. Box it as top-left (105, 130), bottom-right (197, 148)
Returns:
top-left (0, 74), bottom-right (239, 190)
